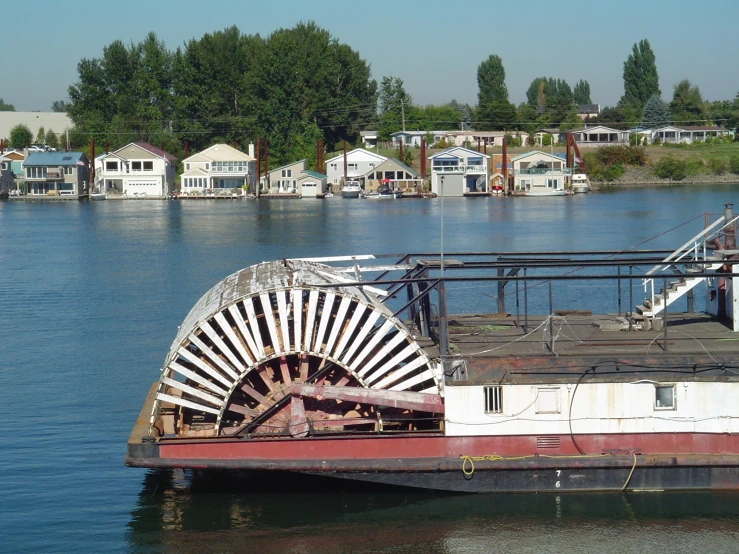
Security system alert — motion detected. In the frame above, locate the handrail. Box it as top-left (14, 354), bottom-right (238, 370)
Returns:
top-left (644, 215), bottom-right (735, 276)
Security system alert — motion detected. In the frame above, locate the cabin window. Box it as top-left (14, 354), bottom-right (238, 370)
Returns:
top-left (65, 166), bottom-right (73, 175)
top-left (143, 161), bottom-right (153, 171)
top-left (348, 163), bottom-right (358, 170)
top-left (484, 386), bottom-right (503, 414)
top-left (132, 161), bottom-right (142, 171)
top-left (186, 163), bottom-right (190, 170)
top-left (281, 169), bottom-right (292, 178)
top-left (105, 161), bottom-right (118, 171)
top-left (546, 178), bottom-right (558, 188)
top-left (536, 387), bottom-right (560, 414)
top-left (655, 385), bottom-right (676, 410)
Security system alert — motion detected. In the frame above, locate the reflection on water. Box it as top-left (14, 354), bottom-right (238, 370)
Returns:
top-left (126, 470), bottom-right (739, 554)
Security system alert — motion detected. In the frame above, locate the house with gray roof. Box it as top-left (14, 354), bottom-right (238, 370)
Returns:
top-left (96, 142), bottom-right (177, 198)
top-left (265, 159), bottom-right (328, 197)
top-left (20, 151), bottom-right (89, 199)
top-left (365, 158), bottom-right (420, 192)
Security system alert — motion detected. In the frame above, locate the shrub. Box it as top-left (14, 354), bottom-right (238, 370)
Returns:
top-left (595, 145), bottom-right (646, 166)
top-left (707, 158), bottom-right (729, 175)
top-left (583, 153), bottom-right (624, 182)
top-left (729, 156), bottom-right (739, 174)
top-left (686, 158), bottom-right (704, 175)
top-left (653, 157), bottom-right (689, 180)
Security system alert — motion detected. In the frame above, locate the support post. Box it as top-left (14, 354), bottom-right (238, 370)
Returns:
top-left (89, 136), bottom-right (95, 194)
top-left (343, 140), bottom-right (347, 184)
top-left (497, 266), bottom-right (505, 314)
top-left (515, 272), bottom-right (520, 328)
top-left (663, 277), bottom-right (668, 351)
top-left (617, 265), bottom-right (622, 316)
top-left (438, 280), bottom-right (448, 357)
top-left (524, 267), bottom-right (528, 333)
top-left (548, 280), bottom-right (554, 352)
top-left (256, 137), bottom-right (261, 198)
top-left (629, 265), bottom-right (633, 332)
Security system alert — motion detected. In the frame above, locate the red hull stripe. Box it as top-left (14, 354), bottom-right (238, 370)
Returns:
top-left (159, 433), bottom-right (739, 461)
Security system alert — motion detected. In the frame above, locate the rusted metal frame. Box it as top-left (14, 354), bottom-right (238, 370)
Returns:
top-left (380, 263), bottom-right (426, 304)
top-left (496, 264), bottom-right (522, 314)
top-left (291, 384), bottom-right (445, 413)
top-left (390, 279), bottom-right (441, 320)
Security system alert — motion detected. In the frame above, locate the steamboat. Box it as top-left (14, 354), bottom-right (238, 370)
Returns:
top-left (126, 205), bottom-right (739, 492)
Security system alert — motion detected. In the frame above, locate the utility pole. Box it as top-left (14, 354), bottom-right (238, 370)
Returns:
top-left (401, 99), bottom-right (406, 132)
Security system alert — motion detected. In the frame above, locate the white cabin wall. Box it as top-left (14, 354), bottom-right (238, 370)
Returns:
top-left (444, 382), bottom-right (739, 436)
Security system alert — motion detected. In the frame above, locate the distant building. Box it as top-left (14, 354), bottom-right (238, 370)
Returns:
top-left (577, 104), bottom-right (601, 119)
top-left (0, 155), bottom-right (12, 197)
top-left (511, 151), bottom-right (569, 195)
top-left (265, 159), bottom-right (328, 197)
top-left (428, 146), bottom-right (490, 196)
top-left (445, 131), bottom-right (530, 148)
top-left (360, 130), bottom-right (378, 148)
top-left (569, 125), bottom-right (628, 146)
top-left (181, 143), bottom-right (256, 195)
top-left (649, 125), bottom-right (732, 144)
top-left (324, 148), bottom-right (387, 188)
top-left (0, 112), bottom-right (72, 146)
top-left (21, 151), bottom-right (89, 198)
top-left (96, 142), bottom-right (177, 197)
top-left (391, 130), bottom-right (447, 148)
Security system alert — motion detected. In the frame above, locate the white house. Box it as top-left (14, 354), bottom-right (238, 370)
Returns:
top-left (428, 146), bottom-right (490, 196)
top-left (0, 155), bottom-right (12, 197)
top-left (265, 159), bottom-right (328, 197)
top-left (650, 125), bottom-right (732, 144)
top-left (569, 125), bottom-right (628, 147)
top-left (445, 131), bottom-right (530, 148)
top-left (391, 130), bottom-right (447, 148)
top-left (360, 130), bottom-right (378, 148)
top-left (325, 148), bottom-right (387, 187)
top-left (96, 142), bottom-right (177, 198)
top-left (181, 144), bottom-right (256, 195)
top-left (511, 151), bottom-right (569, 194)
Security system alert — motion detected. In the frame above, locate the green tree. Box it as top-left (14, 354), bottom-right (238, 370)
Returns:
top-left (621, 39), bottom-right (660, 114)
top-left (45, 129), bottom-right (59, 150)
top-left (378, 76), bottom-right (413, 139)
top-left (51, 100), bottom-right (68, 112)
top-left (10, 124), bottom-right (32, 148)
top-left (573, 80), bottom-right (592, 105)
top-left (669, 79), bottom-right (705, 124)
top-left (0, 98), bottom-right (15, 111)
top-left (35, 126), bottom-right (45, 145)
top-left (642, 94), bottom-right (671, 128)
top-left (476, 55), bottom-right (515, 130)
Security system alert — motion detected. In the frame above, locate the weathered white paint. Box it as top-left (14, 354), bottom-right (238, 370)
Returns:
top-left (215, 312), bottom-right (253, 365)
top-left (201, 321), bottom-right (246, 372)
top-left (228, 304), bottom-right (261, 361)
top-left (243, 298), bottom-right (264, 357)
top-left (325, 296), bottom-right (351, 357)
top-left (445, 382), bottom-right (739, 436)
top-left (341, 309), bottom-right (381, 365)
top-left (333, 303), bottom-right (366, 361)
top-left (260, 293), bottom-right (281, 355)
top-left (276, 290), bottom-right (291, 352)
top-left (313, 292), bottom-right (335, 353)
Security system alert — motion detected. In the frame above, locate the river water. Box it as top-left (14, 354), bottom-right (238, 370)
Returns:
top-left (1, 186), bottom-right (739, 553)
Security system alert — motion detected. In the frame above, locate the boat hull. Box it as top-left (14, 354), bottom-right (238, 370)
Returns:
top-left (524, 190), bottom-right (566, 197)
top-left (342, 190), bottom-right (360, 198)
top-left (126, 431), bottom-right (739, 493)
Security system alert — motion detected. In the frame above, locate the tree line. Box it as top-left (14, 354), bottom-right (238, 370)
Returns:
top-left (4, 27), bottom-right (739, 161)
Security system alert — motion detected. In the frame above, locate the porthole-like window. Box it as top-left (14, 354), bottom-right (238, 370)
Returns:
top-left (655, 385), bottom-right (676, 410)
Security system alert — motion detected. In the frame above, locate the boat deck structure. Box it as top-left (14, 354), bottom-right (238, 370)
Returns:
top-left (126, 206), bottom-right (739, 492)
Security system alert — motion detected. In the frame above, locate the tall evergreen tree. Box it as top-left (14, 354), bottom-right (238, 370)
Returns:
top-left (476, 55), bottom-right (515, 130)
top-left (573, 80), bottom-right (592, 105)
top-left (9, 124), bottom-right (32, 148)
top-left (669, 79), bottom-right (705, 124)
top-left (35, 127), bottom-right (45, 145)
top-left (621, 39), bottom-right (660, 113)
top-left (642, 94), bottom-right (671, 128)
top-left (378, 76), bottom-right (413, 139)
top-left (0, 98), bottom-right (15, 111)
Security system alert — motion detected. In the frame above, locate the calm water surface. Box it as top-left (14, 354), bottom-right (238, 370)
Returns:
top-left (1, 186), bottom-right (739, 553)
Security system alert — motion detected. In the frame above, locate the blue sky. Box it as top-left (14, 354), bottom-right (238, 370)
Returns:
top-left (4, 0), bottom-right (738, 111)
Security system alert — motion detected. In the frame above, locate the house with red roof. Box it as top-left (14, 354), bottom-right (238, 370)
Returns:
top-left (96, 142), bottom-right (177, 198)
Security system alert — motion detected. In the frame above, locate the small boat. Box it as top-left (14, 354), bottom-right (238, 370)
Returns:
top-left (341, 181), bottom-right (362, 198)
top-left (90, 186), bottom-right (107, 201)
top-left (324, 191), bottom-right (334, 198)
top-left (572, 173), bottom-right (590, 194)
top-left (491, 185), bottom-right (504, 196)
top-left (365, 186), bottom-right (395, 199)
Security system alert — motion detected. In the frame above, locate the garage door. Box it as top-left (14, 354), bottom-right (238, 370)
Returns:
top-left (125, 181), bottom-right (160, 197)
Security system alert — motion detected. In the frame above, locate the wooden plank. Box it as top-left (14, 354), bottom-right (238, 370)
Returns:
top-left (226, 403), bottom-right (258, 417)
top-left (215, 312), bottom-right (254, 365)
top-left (356, 331), bottom-right (407, 378)
top-left (292, 289), bottom-right (302, 352)
top-left (240, 382), bottom-right (270, 406)
top-left (291, 384), bottom-right (444, 413)
top-left (229, 304), bottom-right (260, 361)
top-left (333, 302), bottom-right (366, 360)
top-left (279, 356), bottom-right (292, 385)
top-left (340, 309), bottom-right (381, 365)
top-left (162, 377), bottom-right (223, 407)
top-left (260, 293), bottom-right (282, 355)
top-left (277, 290), bottom-right (291, 352)
top-left (313, 292), bottom-right (335, 353)
top-left (325, 296), bottom-right (351, 358)
top-left (364, 344), bottom-right (418, 386)
top-left (200, 321), bottom-right (247, 373)
top-left (243, 298), bottom-right (265, 357)
top-left (256, 363), bottom-right (278, 394)
top-left (352, 320), bottom-right (394, 369)
top-left (178, 343), bottom-right (237, 384)
top-left (290, 396), bottom-right (309, 437)
top-left (388, 367), bottom-right (436, 391)
top-left (372, 355), bottom-right (427, 389)
top-left (155, 392), bottom-right (220, 416)
top-left (169, 360), bottom-right (229, 397)
top-left (299, 353), bottom-right (309, 382)
top-left (304, 290), bottom-right (319, 354)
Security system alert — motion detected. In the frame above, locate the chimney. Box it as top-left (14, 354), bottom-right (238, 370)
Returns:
top-left (248, 142), bottom-right (254, 158)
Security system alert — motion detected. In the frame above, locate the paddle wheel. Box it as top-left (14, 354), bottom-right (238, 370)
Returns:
top-left (149, 259), bottom-right (443, 439)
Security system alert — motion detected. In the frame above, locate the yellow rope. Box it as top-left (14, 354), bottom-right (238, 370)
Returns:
top-left (620, 452), bottom-right (638, 492)
top-left (459, 453), bottom-right (611, 477)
